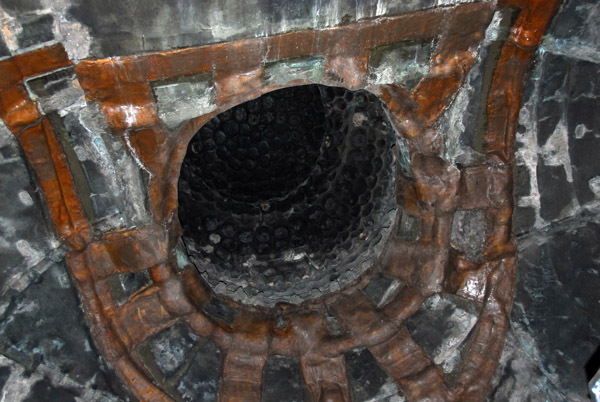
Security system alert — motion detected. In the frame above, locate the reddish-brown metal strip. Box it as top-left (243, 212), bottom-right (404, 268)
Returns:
top-left (74, 58), bottom-right (159, 130)
top-left (484, 0), bottom-right (562, 161)
top-left (300, 354), bottom-right (351, 402)
top-left (12, 43), bottom-right (71, 78)
top-left (219, 350), bottom-right (267, 402)
top-left (0, 59), bottom-right (22, 90)
top-left (414, 2), bottom-right (495, 126)
top-left (0, 84), bottom-right (40, 133)
top-left (18, 119), bottom-right (91, 249)
top-left (110, 288), bottom-right (176, 349)
top-left (370, 327), bottom-right (453, 400)
top-left (454, 257), bottom-right (516, 400)
top-left (0, 45), bottom-right (90, 250)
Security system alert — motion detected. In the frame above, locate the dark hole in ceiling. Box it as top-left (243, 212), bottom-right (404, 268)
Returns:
top-left (178, 84), bottom-right (398, 307)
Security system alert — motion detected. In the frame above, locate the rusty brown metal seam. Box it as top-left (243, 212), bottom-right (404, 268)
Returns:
top-left (0, 45), bottom-right (171, 402)
top-left (300, 354), bottom-right (352, 402)
top-left (413, 1), bottom-right (496, 127)
top-left (454, 257), bottom-right (517, 400)
top-left (3, 3), bottom-right (564, 402)
top-left (366, 3), bottom-right (495, 142)
top-left (12, 43), bottom-right (72, 78)
top-left (454, 0), bottom-right (562, 399)
top-left (69, 4), bottom-right (497, 230)
top-left (368, 1), bottom-right (559, 398)
top-left (0, 53), bottom-right (90, 250)
top-left (483, 0), bottom-right (562, 161)
top-left (70, 4), bottom-right (489, 123)
top-left (369, 326), bottom-right (453, 401)
top-left (92, 269), bottom-right (180, 401)
top-left (67, 251), bottom-right (175, 402)
top-left (39, 117), bottom-right (92, 248)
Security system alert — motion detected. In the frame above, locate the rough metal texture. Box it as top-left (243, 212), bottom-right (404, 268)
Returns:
top-left (176, 339), bottom-right (222, 402)
top-left (179, 84), bottom-right (397, 307)
top-left (264, 57), bottom-right (326, 87)
top-left (0, 121), bottom-right (59, 298)
top-left (262, 355), bottom-right (310, 402)
top-left (54, 3), bottom-right (514, 400)
top-left (0, 0), bottom-right (489, 61)
top-left (66, 0), bottom-right (486, 58)
top-left (152, 74), bottom-right (216, 130)
top-left (451, 210), bottom-right (487, 262)
top-left (142, 323), bottom-right (198, 378)
top-left (2, 0), bottom-right (594, 401)
top-left (513, 0), bottom-right (600, 233)
top-left (487, 2), bottom-right (600, 398)
top-left (369, 38), bottom-right (434, 90)
top-left (57, 101), bottom-right (151, 233)
top-left (406, 293), bottom-right (480, 378)
top-left (363, 273), bottom-right (403, 308)
top-left (0, 263), bottom-right (133, 401)
top-left (488, 218), bottom-right (600, 401)
top-left (0, 92), bottom-right (132, 401)
top-left (344, 348), bottom-right (401, 401)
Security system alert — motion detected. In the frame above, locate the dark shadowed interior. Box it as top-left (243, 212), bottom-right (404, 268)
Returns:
top-left (179, 85), bottom-right (396, 306)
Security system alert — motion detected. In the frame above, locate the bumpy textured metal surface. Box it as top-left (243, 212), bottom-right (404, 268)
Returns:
top-left (0, 1), bottom-right (565, 401)
top-left (179, 85), bottom-right (396, 306)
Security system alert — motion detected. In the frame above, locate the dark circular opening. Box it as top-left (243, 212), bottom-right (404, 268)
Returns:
top-left (178, 84), bottom-right (397, 307)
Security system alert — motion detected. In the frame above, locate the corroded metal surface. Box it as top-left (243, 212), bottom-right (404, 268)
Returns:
top-left (0, 1), bottom-right (560, 401)
top-left (179, 85), bottom-right (397, 307)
